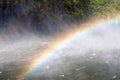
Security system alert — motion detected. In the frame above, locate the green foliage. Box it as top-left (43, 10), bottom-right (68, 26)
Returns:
top-left (89, 0), bottom-right (120, 16)
top-left (0, 0), bottom-right (2, 3)
top-left (64, 0), bottom-right (88, 20)
top-left (1, 0), bottom-right (120, 22)
top-left (64, 0), bottom-right (120, 20)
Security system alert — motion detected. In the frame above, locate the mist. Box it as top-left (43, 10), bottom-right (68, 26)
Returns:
top-left (0, 0), bottom-right (120, 80)
top-left (24, 20), bottom-right (120, 80)
top-left (0, 18), bottom-right (120, 80)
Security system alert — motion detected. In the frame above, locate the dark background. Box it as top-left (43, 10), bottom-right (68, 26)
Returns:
top-left (0, 0), bottom-right (120, 34)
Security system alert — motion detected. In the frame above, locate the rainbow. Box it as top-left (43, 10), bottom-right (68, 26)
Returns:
top-left (17, 15), bottom-right (120, 80)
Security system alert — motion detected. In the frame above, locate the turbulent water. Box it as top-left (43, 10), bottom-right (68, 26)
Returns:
top-left (0, 0), bottom-right (120, 80)
top-left (0, 20), bottom-right (120, 80)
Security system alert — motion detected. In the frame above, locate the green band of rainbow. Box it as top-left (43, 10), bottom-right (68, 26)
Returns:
top-left (17, 15), bottom-right (120, 80)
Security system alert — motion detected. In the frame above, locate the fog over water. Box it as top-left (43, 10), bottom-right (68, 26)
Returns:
top-left (0, 19), bottom-right (120, 80)
top-left (0, 0), bottom-right (120, 80)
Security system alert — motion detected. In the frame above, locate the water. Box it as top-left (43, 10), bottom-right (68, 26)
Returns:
top-left (0, 20), bottom-right (120, 80)
top-left (0, 1), bottom-right (120, 80)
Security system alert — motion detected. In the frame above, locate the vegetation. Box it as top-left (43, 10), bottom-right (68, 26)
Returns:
top-left (0, 0), bottom-right (120, 32)
top-left (64, 0), bottom-right (120, 20)
top-left (0, 0), bottom-right (120, 20)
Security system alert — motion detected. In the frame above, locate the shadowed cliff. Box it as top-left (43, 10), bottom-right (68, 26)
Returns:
top-left (0, 0), bottom-right (120, 35)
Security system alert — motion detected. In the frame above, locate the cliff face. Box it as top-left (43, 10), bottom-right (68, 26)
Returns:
top-left (0, 0), bottom-right (18, 24)
top-left (0, 0), bottom-right (66, 19)
top-left (0, 0), bottom-right (120, 34)
top-left (0, 0), bottom-right (67, 33)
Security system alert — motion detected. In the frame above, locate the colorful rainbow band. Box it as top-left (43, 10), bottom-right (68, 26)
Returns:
top-left (17, 15), bottom-right (120, 80)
